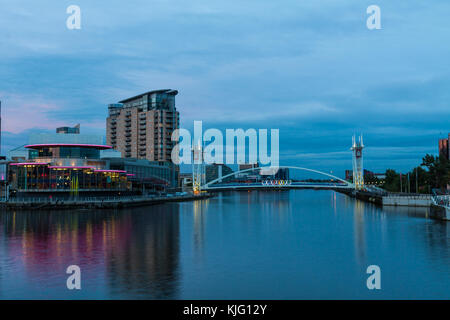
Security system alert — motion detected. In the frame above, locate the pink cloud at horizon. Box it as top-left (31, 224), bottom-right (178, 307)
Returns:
top-left (0, 92), bottom-right (106, 134)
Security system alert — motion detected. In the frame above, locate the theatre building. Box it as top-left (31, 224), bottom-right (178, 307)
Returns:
top-left (8, 143), bottom-right (131, 198)
top-left (7, 126), bottom-right (172, 199)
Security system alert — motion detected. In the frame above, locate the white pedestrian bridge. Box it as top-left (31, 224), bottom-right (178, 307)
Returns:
top-left (202, 166), bottom-right (354, 191)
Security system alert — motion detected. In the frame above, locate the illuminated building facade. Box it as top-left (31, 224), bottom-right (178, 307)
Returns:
top-left (8, 143), bottom-right (129, 196)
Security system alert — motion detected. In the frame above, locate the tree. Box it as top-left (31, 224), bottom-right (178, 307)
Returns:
top-left (383, 169), bottom-right (400, 192)
top-left (421, 154), bottom-right (450, 191)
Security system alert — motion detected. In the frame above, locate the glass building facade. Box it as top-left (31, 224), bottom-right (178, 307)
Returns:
top-left (10, 164), bottom-right (127, 191)
top-left (9, 143), bottom-right (130, 195)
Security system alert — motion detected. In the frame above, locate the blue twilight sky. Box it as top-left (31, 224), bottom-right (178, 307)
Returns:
top-left (1, 0), bottom-right (450, 176)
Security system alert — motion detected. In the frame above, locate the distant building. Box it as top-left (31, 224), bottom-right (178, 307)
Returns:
top-left (274, 168), bottom-right (289, 180)
top-left (56, 124), bottom-right (80, 134)
top-left (179, 173), bottom-right (193, 189)
top-left (205, 163), bottom-right (233, 183)
top-left (236, 163), bottom-right (259, 178)
top-left (238, 163), bottom-right (259, 172)
top-left (439, 136), bottom-right (449, 160)
top-left (345, 169), bottom-right (385, 184)
top-left (345, 169), bottom-right (353, 181)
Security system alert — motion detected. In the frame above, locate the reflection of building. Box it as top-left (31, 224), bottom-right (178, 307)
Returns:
top-left (105, 204), bottom-right (180, 298)
top-left (205, 163), bottom-right (233, 183)
top-left (0, 204), bottom-right (181, 299)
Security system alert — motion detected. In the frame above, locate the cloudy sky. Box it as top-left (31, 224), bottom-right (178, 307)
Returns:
top-left (1, 0), bottom-right (449, 176)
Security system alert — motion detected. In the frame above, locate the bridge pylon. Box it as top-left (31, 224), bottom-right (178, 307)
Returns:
top-left (351, 135), bottom-right (364, 190)
top-left (192, 141), bottom-right (205, 194)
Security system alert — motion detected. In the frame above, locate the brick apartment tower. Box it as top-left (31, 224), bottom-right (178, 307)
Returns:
top-left (439, 134), bottom-right (450, 160)
top-left (106, 89), bottom-right (180, 161)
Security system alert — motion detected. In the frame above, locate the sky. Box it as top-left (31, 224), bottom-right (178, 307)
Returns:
top-left (1, 0), bottom-right (450, 176)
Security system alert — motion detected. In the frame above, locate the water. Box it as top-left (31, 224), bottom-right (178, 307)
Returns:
top-left (0, 190), bottom-right (449, 299)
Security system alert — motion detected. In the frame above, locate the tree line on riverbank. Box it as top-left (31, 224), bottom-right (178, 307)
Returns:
top-left (382, 154), bottom-right (450, 193)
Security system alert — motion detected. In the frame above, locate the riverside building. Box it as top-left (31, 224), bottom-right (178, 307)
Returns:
top-left (106, 89), bottom-right (179, 161)
top-left (106, 89), bottom-right (180, 187)
top-left (7, 125), bottom-right (175, 199)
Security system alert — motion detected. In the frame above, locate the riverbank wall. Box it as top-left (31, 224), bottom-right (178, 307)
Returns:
top-left (382, 194), bottom-right (432, 207)
top-left (0, 193), bottom-right (213, 210)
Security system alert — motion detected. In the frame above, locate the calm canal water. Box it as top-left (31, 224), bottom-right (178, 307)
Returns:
top-left (0, 190), bottom-right (449, 299)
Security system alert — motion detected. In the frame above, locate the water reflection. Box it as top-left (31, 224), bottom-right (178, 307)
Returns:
top-left (353, 199), bottom-right (367, 266)
top-left (0, 191), bottom-right (449, 299)
top-left (0, 205), bottom-right (180, 299)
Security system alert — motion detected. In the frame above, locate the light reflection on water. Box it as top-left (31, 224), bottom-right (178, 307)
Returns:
top-left (0, 190), bottom-right (449, 299)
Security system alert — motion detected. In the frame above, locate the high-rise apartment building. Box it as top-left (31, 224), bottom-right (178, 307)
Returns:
top-left (439, 136), bottom-right (449, 160)
top-left (106, 89), bottom-right (180, 161)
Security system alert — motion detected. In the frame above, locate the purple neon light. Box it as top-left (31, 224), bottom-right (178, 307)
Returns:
top-left (94, 169), bottom-right (127, 173)
top-left (48, 166), bottom-right (96, 169)
top-left (9, 162), bottom-right (49, 166)
top-left (126, 174), bottom-right (136, 176)
top-left (24, 143), bottom-right (112, 150)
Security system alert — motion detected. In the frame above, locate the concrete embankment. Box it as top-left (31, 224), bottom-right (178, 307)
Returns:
top-left (1, 193), bottom-right (213, 210)
top-left (338, 189), bottom-right (450, 221)
top-left (337, 189), bottom-right (383, 205)
top-left (339, 189), bottom-right (433, 207)
top-left (382, 194), bottom-right (432, 207)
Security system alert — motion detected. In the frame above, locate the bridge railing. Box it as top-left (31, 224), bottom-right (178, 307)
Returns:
top-left (431, 194), bottom-right (450, 208)
top-left (1, 194), bottom-right (191, 204)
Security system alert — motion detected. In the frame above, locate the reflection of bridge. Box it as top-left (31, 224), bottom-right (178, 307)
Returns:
top-left (202, 166), bottom-right (354, 191)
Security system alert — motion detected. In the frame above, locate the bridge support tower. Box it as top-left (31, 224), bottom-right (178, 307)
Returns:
top-left (192, 142), bottom-right (205, 194)
top-left (351, 135), bottom-right (365, 190)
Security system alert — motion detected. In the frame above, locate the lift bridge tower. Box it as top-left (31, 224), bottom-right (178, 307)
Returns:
top-left (351, 135), bottom-right (364, 190)
top-left (192, 141), bottom-right (205, 194)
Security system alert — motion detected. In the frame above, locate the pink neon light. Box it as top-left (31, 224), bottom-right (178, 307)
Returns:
top-left (24, 143), bottom-right (112, 150)
top-left (9, 162), bottom-right (49, 166)
top-left (94, 169), bottom-right (127, 173)
top-left (48, 166), bottom-right (96, 169)
top-left (126, 174), bottom-right (136, 176)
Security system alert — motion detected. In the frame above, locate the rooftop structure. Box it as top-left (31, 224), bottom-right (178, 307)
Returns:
top-left (56, 124), bottom-right (80, 134)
